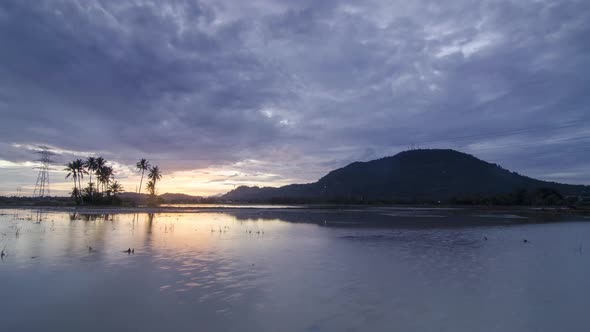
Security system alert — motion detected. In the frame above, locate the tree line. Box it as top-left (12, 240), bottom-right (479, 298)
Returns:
top-left (64, 157), bottom-right (162, 205)
top-left (449, 188), bottom-right (573, 206)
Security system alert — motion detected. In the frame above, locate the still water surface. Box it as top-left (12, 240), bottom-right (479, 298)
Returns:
top-left (1, 208), bottom-right (589, 331)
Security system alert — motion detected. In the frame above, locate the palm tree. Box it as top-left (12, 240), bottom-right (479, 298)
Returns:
top-left (84, 157), bottom-right (98, 198)
top-left (95, 156), bottom-right (106, 169)
top-left (146, 180), bottom-right (155, 196)
top-left (73, 159), bottom-right (85, 195)
top-left (97, 165), bottom-right (113, 193)
top-left (147, 165), bottom-right (162, 194)
top-left (109, 181), bottom-right (123, 196)
top-left (95, 157), bottom-right (106, 193)
top-left (83, 182), bottom-right (96, 199)
top-left (105, 166), bottom-right (114, 192)
top-left (136, 159), bottom-right (150, 195)
top-left (64, 161), bottom-right (79, 200)
top-left (70, 187), bottom-right (80, 200)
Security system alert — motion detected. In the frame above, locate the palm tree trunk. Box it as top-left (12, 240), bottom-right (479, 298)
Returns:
top-left (77, 176), bottom-right (82, 202)
top-left (73, 175), bottom-right (78, 201)
top-left (138, 170), bottom-right (144, 195)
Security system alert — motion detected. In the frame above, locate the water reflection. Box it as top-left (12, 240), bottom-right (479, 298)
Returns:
top-left (1, 208), bottom-right (590, 331)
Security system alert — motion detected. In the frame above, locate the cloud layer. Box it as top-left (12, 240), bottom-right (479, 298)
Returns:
top-left (1, 0), bottom-right (589, 195)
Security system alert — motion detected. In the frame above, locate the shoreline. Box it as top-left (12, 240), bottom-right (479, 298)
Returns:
top-left (1, 204), bottom-right (589, 216)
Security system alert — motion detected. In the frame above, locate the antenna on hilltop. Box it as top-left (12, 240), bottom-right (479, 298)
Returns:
top-left (33, 146), bottom-right (56, 197)
top-left (408, 143), bottom-right (421, 151)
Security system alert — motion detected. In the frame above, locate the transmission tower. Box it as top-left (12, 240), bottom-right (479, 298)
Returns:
top-left (33, 146), bottom-right (56, 197)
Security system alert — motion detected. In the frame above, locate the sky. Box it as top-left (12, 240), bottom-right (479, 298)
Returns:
top-left (0, 0), bottom-right (589, 197)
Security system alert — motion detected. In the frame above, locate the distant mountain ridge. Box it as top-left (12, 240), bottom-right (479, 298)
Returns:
top-left (222, 149), bottom-right (589, 203)
top-left (118, 192), bottom-right (208, 204)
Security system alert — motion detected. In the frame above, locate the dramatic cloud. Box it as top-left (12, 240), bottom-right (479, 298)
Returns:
top-left (0, 0), bottom-right (589, 195)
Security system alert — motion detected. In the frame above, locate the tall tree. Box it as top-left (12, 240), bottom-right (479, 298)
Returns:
top-left (147, 165), bottom-right (162, 195)
top-left (73, 159), bottom-right (86, 196)
top-left (83, 157), bottom-right (98, 198)
top-left (70, 187), bottom-right (80, 200)
top-left (146, 180), bottom-right (155, 196)
top-left (136, 159), bottom-right (150, 195)
top-left (95, 157), bottom-right (106, 193)
top-left (109, 181), bottom-right (123, 196)
top-left (98, 165), bottom-right (113, 193)
top-left (64, 161), bottom-right (79, 201)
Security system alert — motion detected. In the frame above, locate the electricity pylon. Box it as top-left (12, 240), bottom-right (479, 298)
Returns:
top-left (33, 146), bottom-right (56, 197)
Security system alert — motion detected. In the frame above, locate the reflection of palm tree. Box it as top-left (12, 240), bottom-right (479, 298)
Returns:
top-left (136, 159), bottom-right (150, 195)
top-left (147, 213), bottom-right (154, 234)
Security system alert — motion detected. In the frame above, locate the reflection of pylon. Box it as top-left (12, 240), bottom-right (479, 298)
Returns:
top-left (33, 146), bottom-right (56, 197)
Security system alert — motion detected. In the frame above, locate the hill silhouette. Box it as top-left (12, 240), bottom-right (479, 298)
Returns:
top-left (118, 192), bottom-right (210, 204)
top-left (222, 149), bottom-right (589, 203)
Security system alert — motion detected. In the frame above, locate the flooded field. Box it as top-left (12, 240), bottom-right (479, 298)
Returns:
top-left (1, 207), bottom-right (590, 331)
